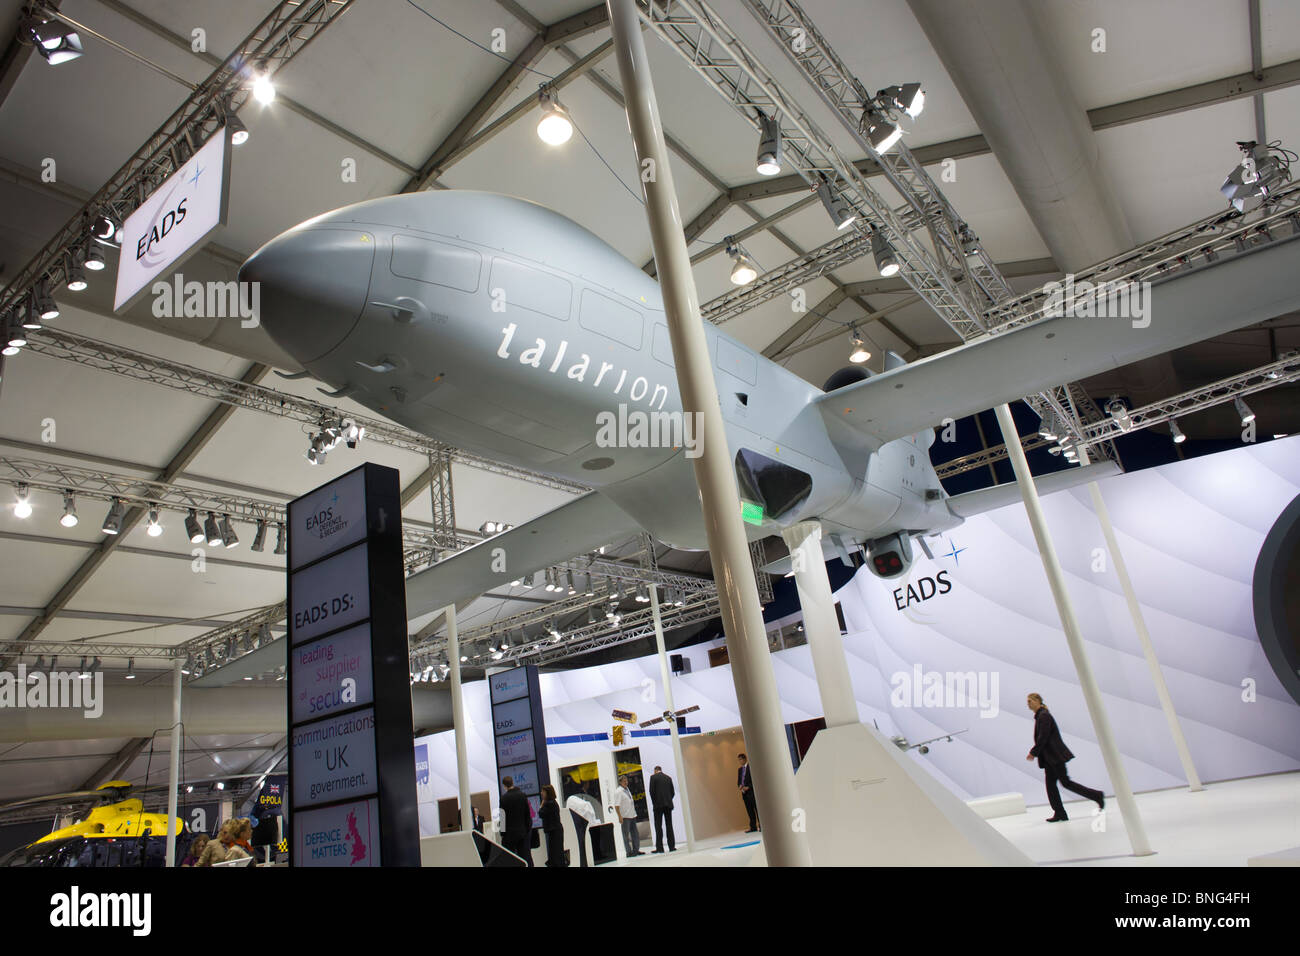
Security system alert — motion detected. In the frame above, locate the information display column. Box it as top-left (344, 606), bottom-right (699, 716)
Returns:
top-left (490, 666), bottom-right (550, 829)
top-left (286, 464), bottom-right (418, 866)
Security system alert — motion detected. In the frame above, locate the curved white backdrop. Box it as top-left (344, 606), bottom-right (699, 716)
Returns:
top-left (839, 436), bottom-right (1300, 804)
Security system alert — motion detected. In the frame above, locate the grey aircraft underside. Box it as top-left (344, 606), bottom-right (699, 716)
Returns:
top-left (239, 190), bottom-right (1300, 619)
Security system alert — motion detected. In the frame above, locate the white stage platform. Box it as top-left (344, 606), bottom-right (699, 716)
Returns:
top-left (986, 771), bottom-right (1300, 867)
top-left (600, 771), bottom-right (1299, 867)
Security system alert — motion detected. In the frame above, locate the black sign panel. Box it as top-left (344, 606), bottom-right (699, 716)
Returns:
top-left (489, 665), bottom-right (550, 829)
top-left (286, 464), bottom-right (418, 867)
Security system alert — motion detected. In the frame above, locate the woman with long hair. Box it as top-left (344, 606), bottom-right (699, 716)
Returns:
top-left (538, 784), bottom-right (567, 867)
top-left (226, 818), bottom-right (254, 861)
top-left (197, 819), bottom-right (236, 866)
top-left (180, 833), bottom-right (209, 867)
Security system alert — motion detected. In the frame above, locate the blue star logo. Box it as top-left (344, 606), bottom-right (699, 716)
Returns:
top-left (940, 537), bottom-right (967, 566)
top-left (331, 492), bottom-right (339, 507)
top-left (188, 164), bottom-right (204, 188)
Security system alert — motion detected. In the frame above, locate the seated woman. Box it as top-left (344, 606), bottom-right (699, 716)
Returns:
top-left (198, 818), bottom-right (254, 866)
top-left (180, 833), bottom-right (209, 867)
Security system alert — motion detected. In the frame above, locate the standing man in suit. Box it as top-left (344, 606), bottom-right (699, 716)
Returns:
top-left (1025, 693), bottom-right (1106, 822)
top-left (737, 753), bottom-right (758, 833)
top-left (648, 765), bottom-right (676, 853)
top-left (499, 776), bottom-right (534, 866)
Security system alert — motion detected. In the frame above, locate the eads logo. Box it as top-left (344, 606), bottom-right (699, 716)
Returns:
top-left (305, 492), bottom-right (348, 541)
top-left (892, 537), bottom-right (965, 611)
top-left (134, 160), bottom-right (205, 265)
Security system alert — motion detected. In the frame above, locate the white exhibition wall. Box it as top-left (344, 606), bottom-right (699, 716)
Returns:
top-left (414, 437), bottom-right (1300, 827)
top-left (843, 436), bottom-right (1300, 805)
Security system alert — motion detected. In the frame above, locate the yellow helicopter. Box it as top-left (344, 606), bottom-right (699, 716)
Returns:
top-left (0, 781), bottom-right (186, 867)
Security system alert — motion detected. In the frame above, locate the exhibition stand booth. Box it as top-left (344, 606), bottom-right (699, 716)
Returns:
top-left (411, 437), bottom-right (1300, 866)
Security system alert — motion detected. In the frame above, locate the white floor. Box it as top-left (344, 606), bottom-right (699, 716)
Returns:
top-left (605, 829), bottom-right (764, 867)
top-left (608, 772), bottom-right (1300, 867)
top-left (988, 772), bottom-right (1300, 867)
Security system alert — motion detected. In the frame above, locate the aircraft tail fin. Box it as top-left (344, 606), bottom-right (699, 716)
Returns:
top-left (944, 460), bottom-right (1120, 518)
top-left (403, 490), bottom-right (643, 620)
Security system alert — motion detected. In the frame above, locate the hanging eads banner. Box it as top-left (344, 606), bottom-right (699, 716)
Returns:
top-left (113, 125), bottom-right (232, 312)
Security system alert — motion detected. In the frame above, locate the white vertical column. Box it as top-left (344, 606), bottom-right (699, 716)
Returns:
top-left (1082, 451), bottom-right (1203, 791)
top-left (993, 403), bottom-right (1152, 855)
top-left (606, 0), bottom-right (809, 866)
top-left (165, 658), bottom-right (182, 867)
top-left (780, 521), bottom-right (858, 728)
top-left (649, 585), bottom-right (695, 851)
top-left (445, 604), bottom-right (473, 832)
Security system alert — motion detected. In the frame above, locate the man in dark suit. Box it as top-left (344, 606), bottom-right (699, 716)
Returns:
top-left (737, 753), bottom-right (758, 833)
top-left (1026, 693), bottom-right (1106, 822)
top-left (648, 765), bottom-right (676, 853)
top-left (499, 776), bottom-right (534, 866)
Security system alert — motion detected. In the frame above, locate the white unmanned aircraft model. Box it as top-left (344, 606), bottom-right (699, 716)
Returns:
top-left (240, 191), bottom-right (1300, 617)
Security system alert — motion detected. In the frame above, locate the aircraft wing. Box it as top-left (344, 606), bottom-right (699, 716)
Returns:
top-left (815, 235), bottom-right (1300, 447)
top-left (403, 490), bottom-right (643, 620)
top-left (944, 460), bottom-right (1120, 517)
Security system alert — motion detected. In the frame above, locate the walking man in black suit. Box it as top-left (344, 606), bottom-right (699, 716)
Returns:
top-left (648, 765), bottom-right (676, 853)
top-left (499, 776), bottom-right (534, 866)
top-left (737, 753), bottom-right (758, 833)
top-left (1026, 693), bottom-right (1106, 822)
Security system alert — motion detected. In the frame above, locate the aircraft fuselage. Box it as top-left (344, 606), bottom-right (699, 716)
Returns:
top-left (241, 191), bottom-right (957, 550)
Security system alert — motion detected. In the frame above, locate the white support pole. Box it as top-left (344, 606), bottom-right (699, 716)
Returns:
top-left (445, 604), bottom-right (473, 832)
top-left (649, 585), bottom-right (695, 851)
top-left (606, 0), bottom-right (810, 866)
top-left (781, 521), bottom-right (858, 728)
top-left (165, 658), bottom-right (181, 867)
top-left (993, 404), bottom-right (1153, 856)
top-left (1082, 454), bottom-right (1203, 791)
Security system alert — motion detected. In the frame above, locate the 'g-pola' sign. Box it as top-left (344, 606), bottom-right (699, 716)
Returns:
top-left (113, 127), bottom-right (232, 312)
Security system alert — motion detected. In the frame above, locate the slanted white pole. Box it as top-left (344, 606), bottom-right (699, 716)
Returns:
top-left (993, 404), bottom-right (1152, 855)
top-left (781, 521), bottom-right (858, 728)
top-left (1081, 450), bottom-right (1202, 791)
top-left (606, 0), bottom-right (810, 865)
top-left (165, 658), bottom-right (182, 866)
top-left (445, 604), bottom-right (474, 832)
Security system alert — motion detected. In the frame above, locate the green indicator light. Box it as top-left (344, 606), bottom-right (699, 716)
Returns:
top-left (740, 501), bottom-right (764, 526)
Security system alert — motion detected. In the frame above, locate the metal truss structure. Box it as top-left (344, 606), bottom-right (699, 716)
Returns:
top-left (740, 0), bottom-right (1012, 310)
top-left (0, 455), bottom-right (285, 525)
top-left (0, 452), bottom-right (466, 574)
top-left (638, 0), bottom-right (986, 339)
top-left (415, 587), bottom-right (723, 670)
top-left (171, 565), bottom-right (720, 682)
top-left (750, 537), bottom-right (774, 603)
top-left (410, 532), bottom-right (715, 657)
top-left (637, 0), bottom-right (1116, 463)
top-left (701, 229), bottom-right (870, 323)
top-left (935, 347), bottom-right (1300, 476)
top-left (175, 602), bottom-right (286, 678)
top-left (0, 639), bottom-right (178, 663)
top-left (0, 0), bottom-right (355, 317)
top-left (933, 435), bottom-right (1051, 481)
top-left (0, 448), bottom-right (721, 676)
top-left (77, 528), bottom-right (715, 678)
top-left (1076, 351), bottom-right (1300, 449)
top-left (426, 450), bottom-right (459, 552)
top-left (983, 182), bottom-right (1300, 333)
top-left (22, 327), bottom-right (588, 495)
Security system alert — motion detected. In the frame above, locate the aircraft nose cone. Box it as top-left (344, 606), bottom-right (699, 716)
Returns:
top-left (240, 227), bottom-right (376, 364)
